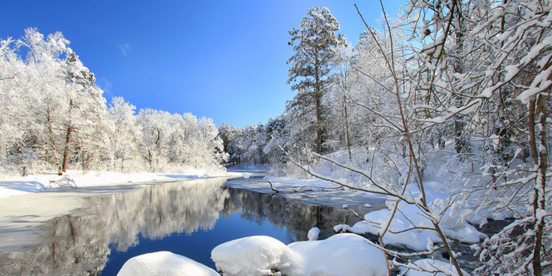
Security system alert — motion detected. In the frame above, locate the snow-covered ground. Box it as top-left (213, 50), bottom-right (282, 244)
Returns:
top-left (0, 169), bottom-right (242, 199)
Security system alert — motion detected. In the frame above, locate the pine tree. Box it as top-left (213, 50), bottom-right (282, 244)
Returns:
top-left (287, 6), bottom-right (345, 154)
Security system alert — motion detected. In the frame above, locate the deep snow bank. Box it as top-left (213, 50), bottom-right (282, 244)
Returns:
top-left (333, 181), bottom-right (487, 251)
top-left (211, 233), bottom-right (388, 276)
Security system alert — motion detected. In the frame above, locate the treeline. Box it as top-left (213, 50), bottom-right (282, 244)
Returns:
top-left (218, 8), bottom-right (409, 175)
top-left (0, 28), bottom-right (226, 176)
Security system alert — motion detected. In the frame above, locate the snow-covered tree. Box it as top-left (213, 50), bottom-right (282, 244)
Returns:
top-left (60, 51), bottom-right (106, 173)
top-left (107, 97), bottom-right (142, 172)
top-left (287, 6), bottom-right (346, 154)
top-left (0, 29), bottom-right (226, 176)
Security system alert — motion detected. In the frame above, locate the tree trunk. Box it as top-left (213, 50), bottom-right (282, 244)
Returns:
top-left (453, 2), bottom-right (469, 154)
top-left (62, 99), bottom-right (75, 173)
top-left (529, 95), bottom-right (547, 276)
top-left (61, 126), bottom-right (73, 173)
top-left (47, 103), bottom-right (63, 175)
top-left (316, 96), bottom-right (322, 154)
top-left (343, 94), bottom-right (352, 161)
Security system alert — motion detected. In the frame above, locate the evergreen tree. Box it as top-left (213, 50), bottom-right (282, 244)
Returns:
top-left (287, 6), bottom-right (345, 154)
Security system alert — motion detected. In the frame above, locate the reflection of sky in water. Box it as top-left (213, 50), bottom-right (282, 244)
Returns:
top-left (102, 213), bottom-right (291, 275)
top-left (0, 177), bottom-right (381, 276)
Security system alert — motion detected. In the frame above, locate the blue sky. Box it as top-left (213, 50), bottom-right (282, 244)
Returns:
top-left (1, 0), bottom-right (404, 127)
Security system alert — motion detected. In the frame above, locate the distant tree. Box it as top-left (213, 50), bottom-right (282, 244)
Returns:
top-left (20, 28), bottom-right (72, 175)
top-left (107, 97), bottom-right (142, 172)
top-left (61, 51), bottom-right (105, 173)
top-left (136, 109), bottom-right (173, 172)
top-left (287, 6), bottom-right (345, 154)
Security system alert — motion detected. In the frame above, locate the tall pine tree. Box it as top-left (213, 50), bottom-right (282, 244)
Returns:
top-left (287, 7), bottom-right (345, 154)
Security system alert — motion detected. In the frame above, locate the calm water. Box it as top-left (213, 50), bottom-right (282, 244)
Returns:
top-left (0, 177), bottom-right (371, 275)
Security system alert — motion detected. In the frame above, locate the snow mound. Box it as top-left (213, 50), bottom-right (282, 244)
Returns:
top-left (340, 182), bottom-right (487, 251)
top-left (211, 235), bottom-right (299, 276)
top-left (307, 227), bottom-right (320, 241)
top-left (359, 208), bottom-right (442, 251)
top-left (350, 204), bottom-right (485, 251)
top-left (288, 233), bottom-right (388, 276)
top-left (211, 234), bottom-right (388, 276)
top-left (117, 251), bottom-right (219, 276)
top-left (0, 181), bottom-right (44, 198)
top-left (400, 259), bottom-right (469, 276)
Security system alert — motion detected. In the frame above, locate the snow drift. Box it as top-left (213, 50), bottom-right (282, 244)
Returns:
top-left (211, 233), bottom-right (388, 276)
top-left (117, 251), bottom-right (219, 276)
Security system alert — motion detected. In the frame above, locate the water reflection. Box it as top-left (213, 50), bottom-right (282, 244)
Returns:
top-left (223, 188), bottom-right (365, 242)
top-left (0, 177), bottom-right (366, 275)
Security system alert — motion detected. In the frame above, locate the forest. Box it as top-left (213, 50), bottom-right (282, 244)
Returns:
top-left (0, 0), bottom-right (551, 275)
top-left (0, 28), bottom-right (227, 175)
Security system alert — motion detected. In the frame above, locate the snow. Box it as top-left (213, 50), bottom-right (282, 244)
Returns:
top-left (400, 259), bottom-right (469, 276)
top-left (211, 235), bottom-right (300, 276)
top-left (211, 234), bottom-right (388, 276)
top-left (489, 134), bottom-right (500, 150)
top-left (267, 177), bottom-right (341, 190)
top-left (0, 169), bottom-right (242, 199)
top-left (536, 209), bottom-right (548, 221)
top-left (226, 176), bottom-right (386, 206)
top-left (0, 180), bottom-right (45, 198)
top-left (307, 227), bottom-right (320, 241)
top-left (288, 233), bottom-right (388, 276)
top-left (117, 251), bottom-right (219, 276)
top-left (354, 208), bottom-right (441, 251)
top-left (504, 64), bottom-right (519, 81)
top-left (333, 182), bottom-right (487, 251)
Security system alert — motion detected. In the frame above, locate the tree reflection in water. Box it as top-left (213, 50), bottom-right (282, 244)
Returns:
top-left (0, 178), bottom-right (368, 275)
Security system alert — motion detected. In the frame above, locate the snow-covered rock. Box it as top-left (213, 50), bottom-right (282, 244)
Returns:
top-left (117, 251), bottom-right (219, 276)
top-left (307, 227), bottom-right (320, 241)
top-left (211, 235), bottom-right (299, 276)
top-left (211, 234), bottom-right (388, 276)
top-left (288, 233), bottom-right (388, 276)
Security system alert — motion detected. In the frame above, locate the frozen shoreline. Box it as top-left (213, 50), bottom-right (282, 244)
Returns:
top-left (0, 169), bottom-right (243, 199)
top-left (0, 170), bottom-right (244, 253)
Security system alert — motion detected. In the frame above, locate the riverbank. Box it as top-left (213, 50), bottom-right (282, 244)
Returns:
top-left (0, 169), bottom-right (242, 198)
top-left (0, 170), bottom-right (244, 253)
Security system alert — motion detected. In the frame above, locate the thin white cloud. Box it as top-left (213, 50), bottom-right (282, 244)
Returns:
top-left (118, 43), bottom-right (131, 56)
top-left (97, 77), bottom-right (112, 97)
